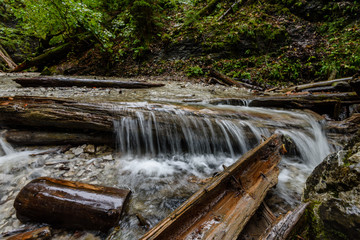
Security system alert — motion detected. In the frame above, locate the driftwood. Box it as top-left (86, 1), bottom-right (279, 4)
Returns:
top-left (12, 77), bottom-right (165, 89)
top-left (141, 134), bottom-right (282, 240)
top-left (6, 227), bottom-right (51, 240)
top-left (261, 202), bottom-right (310, 240)
top-left (12, 43), bottom-right (72, 72)
top-left (209, 69), bottom-right (263, 90)
top-left (14, 177), bottom-right (131, 231)
top-left (0, 45), bottom-right (17, 70)
top-left (281, 77), bottom-right (352, 93)
top-left (3, 130), bottom-right (114, 147)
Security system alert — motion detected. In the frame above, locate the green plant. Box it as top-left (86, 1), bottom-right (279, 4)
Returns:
top-left (186, 65), bottom-right (204, 77)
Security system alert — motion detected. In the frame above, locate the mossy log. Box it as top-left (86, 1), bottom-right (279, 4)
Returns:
top-left (12, 43), bottom-right (72, 72)
top-left (14, 177), bottom-right (131, 231)
top-left (6, 227), bottom-right (51, 240)
top-left (140, 134), bottom-right (282, 240)
top-left (12, 77), bottom-right (165, 89)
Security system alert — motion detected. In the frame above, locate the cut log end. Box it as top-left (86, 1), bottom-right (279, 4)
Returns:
top-left (14, 177), bottom-right (131, 232)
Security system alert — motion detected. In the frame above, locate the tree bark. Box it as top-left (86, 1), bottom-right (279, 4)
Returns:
top-left (14, 177), bottom-right (131, 231)
top-left (261, 202), bottom-right (310, 240)
top-left (12, 76), bottom-right (165, 88)
top-left (6, 227), bottom-right (51, 240)
top-left (140, 134), bottom-right (282, 240)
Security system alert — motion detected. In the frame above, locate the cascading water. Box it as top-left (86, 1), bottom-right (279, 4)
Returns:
top-left (0, 102), bottom-right (334, 239)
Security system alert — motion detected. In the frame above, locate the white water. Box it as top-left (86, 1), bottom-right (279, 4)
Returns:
top-left (0, 104), bottom-right (334, 239)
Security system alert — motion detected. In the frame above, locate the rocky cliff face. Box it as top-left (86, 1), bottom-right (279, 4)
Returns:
top-left (303, 131), bottom-right (360, 239)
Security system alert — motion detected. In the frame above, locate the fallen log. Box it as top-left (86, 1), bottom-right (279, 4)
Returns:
top-left (4, 129), bottom-right (114, 147)
top-left (6, 226), bottom-right (51, 240)
top-left (14, 177), bottom-right (131, 231)
top-left (12, 43), bottom-right (72, 72)
top-left (141, 134), bottom-right (282, 240)
top-left (261, 202), bottom-right (310, 240)
top-left (209, 69), bottom-right (263, 90)
top-left (209, 92), bottom-right (360, 119)
top-left (12, 76), bottom-right (165, 89)
top-left (281, 77), bottom-right (352, 93)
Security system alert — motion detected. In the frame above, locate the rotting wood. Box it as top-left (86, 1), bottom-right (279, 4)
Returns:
top-left (0, 45), bottom-right (17, 70)
top-left (209, 69), bottom-right (263, 90)
top-left (261, 202), bottom-right (310, 240)
top-left (6, 226), bottom-right (51, 240)
top-left (14, 177), bottom-right (131, 231)
top-left (4, 129), bottom-right (114, 147)
top-left (12, 76), bottom-right (165, 88)
top-left (140, 134), bottom-right (282, 240)
top-left (281, 77), bottom-right (352, 93)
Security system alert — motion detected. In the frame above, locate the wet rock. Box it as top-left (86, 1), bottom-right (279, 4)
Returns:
top-left (72, 146), bottom-right (84, 156)
top-left (102, 154), bottom-right (114, 161)
top-left (84, 144), bottom-right (95, 154)
top-left (303, 134), bottom-right (360, 239)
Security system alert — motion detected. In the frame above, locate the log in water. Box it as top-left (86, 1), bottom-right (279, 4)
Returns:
top-left (14, 177), bottom-right (131, 231)
top-left (13, 77), bottom-right (165, 89)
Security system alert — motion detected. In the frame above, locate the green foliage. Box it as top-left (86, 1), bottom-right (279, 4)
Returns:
top-left (186, 65), bottom-right (204, 77)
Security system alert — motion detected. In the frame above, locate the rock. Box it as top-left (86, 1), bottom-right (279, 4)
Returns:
top-left (72, 146), bottom-right (84, 156)
top-left (303, 133), bottom-right (360, 239)
top-left (102, 154), bottom-right (114, 161)
top-left (84, 144), bottom-right (95, 154)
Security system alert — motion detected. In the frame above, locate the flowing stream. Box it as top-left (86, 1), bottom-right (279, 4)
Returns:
top-left (0, 99), bottom-right (335, 239)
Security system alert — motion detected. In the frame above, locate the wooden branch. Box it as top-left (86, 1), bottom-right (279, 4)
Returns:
top-left (12, 43), bottom-right (72, 72)
top-left (281, 77), bottom-right (352, 93)
top-left (218, 0), bottom-right (242, 21)
top-left (209, 69), bottom-right (263, 90)
top-left (261, 202), bottom-right (310, 240)
top-left (140, 134), bottom-right (282, 240)
top-left (6, 227), bottom-right (51, 240)
top-left (0, 45), bottom-right (17, 70)
top-left (12, 76), bottom-right (165, 88)
top-left (14, 177), bottom-right (131, 231)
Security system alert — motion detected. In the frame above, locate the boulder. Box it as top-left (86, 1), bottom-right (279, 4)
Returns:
top-left (303, 131), bottom-right (360, 239)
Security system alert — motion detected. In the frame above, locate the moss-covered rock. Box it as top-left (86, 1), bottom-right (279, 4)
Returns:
top-left (303, 132), bottom-right (360, 239)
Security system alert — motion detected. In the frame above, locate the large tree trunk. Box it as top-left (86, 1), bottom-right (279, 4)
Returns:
top-left (14, 177), bottom-right (131, 231)
top-left (140, 134), bottom-right (282, 240)
top-left (12, 76), bottom-right (165, 88)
